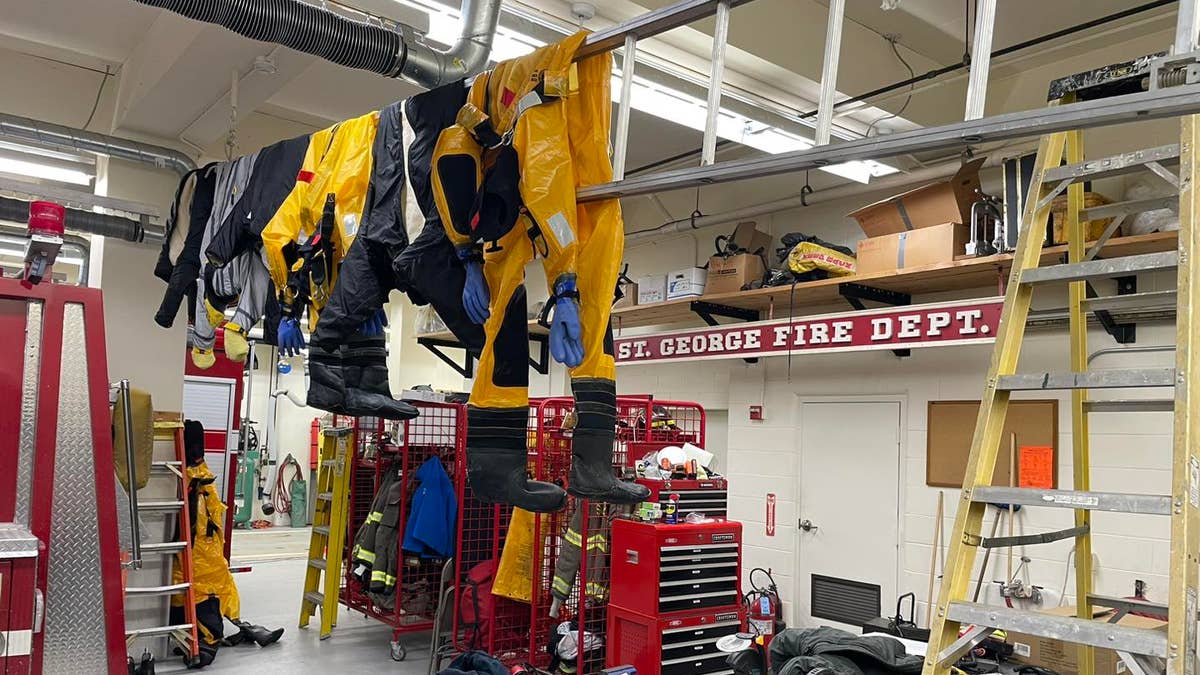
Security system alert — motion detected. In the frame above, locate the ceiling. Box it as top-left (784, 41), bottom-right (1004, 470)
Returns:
top-left (0, 0), bottom-right (1184, 177)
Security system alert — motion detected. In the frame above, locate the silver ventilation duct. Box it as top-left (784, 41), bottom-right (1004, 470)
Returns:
top-left (0, 112), bottom-right (196, 177)
top-left (132, 0), bottom-right (501, 89)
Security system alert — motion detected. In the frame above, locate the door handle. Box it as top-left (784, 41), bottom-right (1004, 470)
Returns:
top-left (798, 519), bottom-right (819, 533)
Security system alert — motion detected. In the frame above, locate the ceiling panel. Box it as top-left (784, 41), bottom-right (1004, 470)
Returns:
top-left (0, 0), bottom-right (158, 63)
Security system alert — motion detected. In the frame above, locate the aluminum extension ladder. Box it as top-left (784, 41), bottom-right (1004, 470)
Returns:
top-left (299, 426), bottom-right (353, 639)
top-left (122, 410), bottom-right (200, 660)
top-left (923, 120), bottom-right (1200, 675)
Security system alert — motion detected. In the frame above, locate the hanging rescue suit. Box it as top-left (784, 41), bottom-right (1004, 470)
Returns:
top-left (260, 110), bottom-right (379, 330)
top-left (430, 32), bottom-right (648, 512)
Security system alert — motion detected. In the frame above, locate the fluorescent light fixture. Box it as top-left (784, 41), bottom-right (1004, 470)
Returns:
top-left (0, 157), bottom-right (93, 186)
top-left (405, 0), bottom-right (897, 184)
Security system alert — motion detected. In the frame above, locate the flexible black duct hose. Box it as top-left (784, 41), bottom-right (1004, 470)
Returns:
top-left (0, 196), bottom-right (147, 242)
top-left (135, 0), bottom-right (406, 76)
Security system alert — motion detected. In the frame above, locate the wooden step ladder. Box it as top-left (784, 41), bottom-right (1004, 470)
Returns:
top-left (122, 409), bottom-right (199, 661)
top-left (299, 426), bottom-right (353, 639)
top-left (923, 117), bottom-right (1199, 675)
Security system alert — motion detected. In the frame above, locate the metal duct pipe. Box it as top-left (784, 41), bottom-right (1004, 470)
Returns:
top-left (627, 153), bottom-right (1012, 245)
top-left (133, 0), bottom-right (501, 89)
top-left (0, 196), bottom-right (159, 243)
top-left (0, 112), bottom-right (196, 177)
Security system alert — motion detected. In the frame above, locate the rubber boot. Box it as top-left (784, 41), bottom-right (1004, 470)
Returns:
top-left (567, 378), bottom-right (650, 504)
top-left (341, 336), bottom-right (419, 420)
top-left (233, 620), bottom-right (284, 647)
top-left (305, 342), bottom-right (348, 415)
top-left (467, 406), bottom-right (566, 513)
top-left (136, 651), bottom-right (156, 675)
top-left (184, 643), bottom-right (217, 669)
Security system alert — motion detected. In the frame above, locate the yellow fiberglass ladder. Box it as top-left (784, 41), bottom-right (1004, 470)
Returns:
top-left (299, 426), bottom-right (353, 639)
top-left (923, 119), bottom-right (1199, 675)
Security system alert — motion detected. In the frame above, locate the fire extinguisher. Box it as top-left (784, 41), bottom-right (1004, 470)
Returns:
top-left (745, 567), bottom-right (785, 649)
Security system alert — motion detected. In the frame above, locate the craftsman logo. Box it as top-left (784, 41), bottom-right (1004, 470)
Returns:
top-left (615, 298), bottom-right (1003, 365)
top-left (716, 612), bottom-right (740, 622)
top-left (711, 533), bottom-right (735, 543)
top-left (668, 620), bottom-right (683, 627)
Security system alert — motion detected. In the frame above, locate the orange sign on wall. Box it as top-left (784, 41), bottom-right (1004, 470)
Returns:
top-left (1019, 446), bottom-right (1055, 489)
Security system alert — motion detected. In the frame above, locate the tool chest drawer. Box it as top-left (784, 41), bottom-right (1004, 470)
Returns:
top-left (636, 478), bottom-right (728, 519)
top-left (610, 519), bottom-right (742, 619)
top-left (607, 605), bottom-right (743, 675)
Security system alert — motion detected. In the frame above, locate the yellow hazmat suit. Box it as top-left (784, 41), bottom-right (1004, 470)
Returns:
top-left (260, 111), bottom-right (379, 328)
top-left (431, 33), bottom-right (647, 512)
top-left (172, 461), bottom-right (239, 643)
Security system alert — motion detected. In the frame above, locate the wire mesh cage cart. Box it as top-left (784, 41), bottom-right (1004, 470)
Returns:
top-left (333, 403), bottom-right (464, 661)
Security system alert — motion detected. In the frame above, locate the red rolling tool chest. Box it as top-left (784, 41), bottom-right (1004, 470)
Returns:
top-left (636, 478), bottom-right (729, 519)
top-left (607, 519), bottom-right (744, 675)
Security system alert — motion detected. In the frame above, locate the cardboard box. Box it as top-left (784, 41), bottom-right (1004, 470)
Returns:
top-left (614, 281), bottom-right (638, 309)
top-left (730, 221), bottom-right (772, 255)
top-left (666, 267), bottom-right (707, 300)
top-left (855, 222), bottom-right (968, 275)
top-left (848, 157), bottom-right (985, 236)
top-left (1006, 606), bottom-right (1167, 675)
top-left (706, 253), bottom-right (765, 295)
top-left (636, 275), bottom-right (666, 304)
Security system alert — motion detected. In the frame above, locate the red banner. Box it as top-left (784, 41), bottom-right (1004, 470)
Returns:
top-left (615, 297), bottom-right (1003, 365)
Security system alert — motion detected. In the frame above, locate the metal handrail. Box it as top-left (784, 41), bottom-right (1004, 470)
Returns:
top-left (118, 379), bottom-right (142, 569)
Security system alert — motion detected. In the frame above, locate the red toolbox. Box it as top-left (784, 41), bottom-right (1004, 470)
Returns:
top-left (636, 478), bottom-right (728, 519)
top-left (609, 519), bottom-right (742, 618)
top-left (607, 605), bottom-right (744, 675)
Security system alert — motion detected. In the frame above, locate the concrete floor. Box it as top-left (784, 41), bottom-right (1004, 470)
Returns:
top-left (155, 529), bottom-right (434, 673)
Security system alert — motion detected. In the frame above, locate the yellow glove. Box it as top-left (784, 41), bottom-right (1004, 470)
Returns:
top-left (191, 347), bottom-right (216, 370)
top-left (204, 297), bottom-right (227, 330)
top-left (223, 323), bottom-right (250, 363)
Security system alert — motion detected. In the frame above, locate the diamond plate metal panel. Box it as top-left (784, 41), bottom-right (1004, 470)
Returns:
top-left (43, 303), bottom-right (109, 673)
top-left (16, 301), bottom-right (42, 526)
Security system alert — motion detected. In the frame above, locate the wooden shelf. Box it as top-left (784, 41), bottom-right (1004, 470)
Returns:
top-left (414, 231), bottom-right (1179, 341)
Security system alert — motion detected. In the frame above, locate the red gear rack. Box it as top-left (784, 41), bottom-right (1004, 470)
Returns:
top-left (333, 402), bottom-right (464, 655)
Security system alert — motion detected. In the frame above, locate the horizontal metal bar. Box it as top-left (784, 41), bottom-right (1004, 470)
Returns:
top-left (578, 88), bottom-right (1200, 201)
top-left (577, 0), bottom-right (756, 60)
top-left (663, 620), bottom-right (742, 635)
top-left (945, 602), bottom-right (1168, 656)
top-left (303, 591), bottom-right (325, 606)
top-left (317, 492), bottom-right (332, 501)
top-left (1084, 399), bottom-right (1176, 413)
top-left (126, 582), bottom-right (190, 596)
top-left (308, 559), bottom-right (327, 570)
top-left (1081, 196), bottom-right (1179, 221)
top-left (0, 175), bottom-right (162, 219)
top-left (141, 541), bottom-right (187, 554)
top-left (125, 624), bottom-right (194, 639)
top-left (969, 487), bottom-right (1173, 515)
top-left (661, 576), bottom-right (739, 587)
top-left (1043, 144), bottom-right (1180, 183)
top-left (997, 368), bottom-right (1176, 390)
top-left (1087, 594), bottom-right (1170, 618)
top-left (1083, 290), bottom-right (1178, 312)
top-left (1021, 252), bottom-right (1178, 285)
top-left (980, 525), bottom-right (1090, 549)
top-left (138, 500), bottom-right (184, 512)
top-left (312, 526), bottom-right (330, 536)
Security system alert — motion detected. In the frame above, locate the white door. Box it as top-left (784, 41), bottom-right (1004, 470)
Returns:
top-left (183, 375), bottom-right (238, 500)
top-left (796, 400), bottom-right (901, 630)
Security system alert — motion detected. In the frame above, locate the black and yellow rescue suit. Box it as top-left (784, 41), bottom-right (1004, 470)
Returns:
top-left (431, 32), bottom-right (649, 512)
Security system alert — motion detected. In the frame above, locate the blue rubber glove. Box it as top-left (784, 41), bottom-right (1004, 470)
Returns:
top-left (360, 308), bottom-right (387, 337)
top-left (278, 317), bottom-right (305, 357)
top-left (549, 279), bottom-right (583, 368)
top-left (462, 259), bottom-right (491, 325)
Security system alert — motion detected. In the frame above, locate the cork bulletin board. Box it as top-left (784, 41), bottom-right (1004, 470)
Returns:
top-left (926, 400), bottom-right (1059, 488)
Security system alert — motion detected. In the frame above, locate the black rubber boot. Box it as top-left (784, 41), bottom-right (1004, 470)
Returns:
top-left (136, 651), bottom-right (156, 675)
top-left (567, 378), bottom-right (650, 504)
top-left (184, 643), bottom-right (217, 669)
top-left (305, 342), bottom-right (348, 415)
top-left (233, 620), bottom-right (284, 647)
top-left (341, 336), bottom-right (419, 420)
top-left (467, 406), bottom-right (566, 513)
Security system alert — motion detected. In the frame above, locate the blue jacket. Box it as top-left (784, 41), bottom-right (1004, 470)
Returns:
top-left (402, 456), bottom-right (457, 558)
